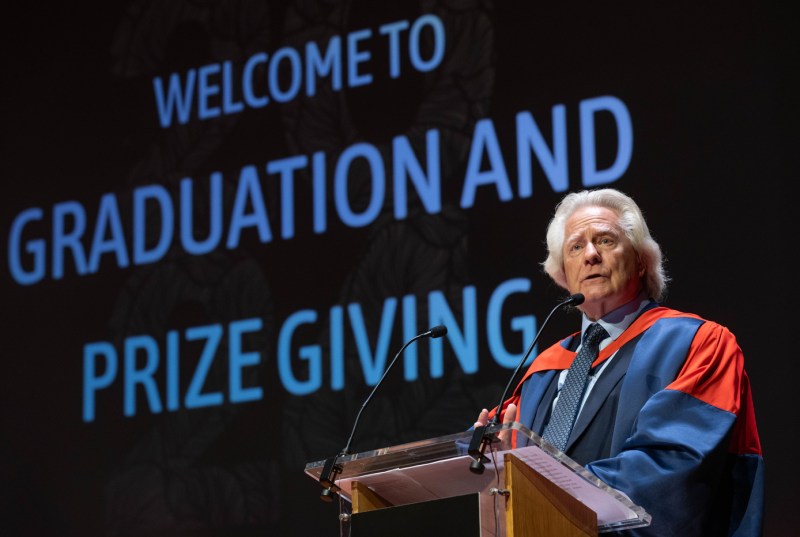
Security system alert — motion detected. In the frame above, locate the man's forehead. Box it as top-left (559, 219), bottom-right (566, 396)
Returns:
top-left (565, 209), bottom-right (621, 236)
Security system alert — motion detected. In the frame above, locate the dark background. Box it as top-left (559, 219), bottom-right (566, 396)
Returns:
top-left (1, 2), bottom-right (795, 536)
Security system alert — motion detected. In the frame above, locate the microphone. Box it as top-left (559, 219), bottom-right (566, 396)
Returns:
top-left (467, 293), bottom-right (584, 473)
top-left (318, 324), bottom-right (449, 501)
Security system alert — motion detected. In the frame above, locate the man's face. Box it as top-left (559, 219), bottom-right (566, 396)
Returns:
top-left (562, 206), bottom-right (644, 320)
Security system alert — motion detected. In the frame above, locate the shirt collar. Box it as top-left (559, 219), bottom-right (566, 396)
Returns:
top-left (581, 291), bottom-right (653, 345)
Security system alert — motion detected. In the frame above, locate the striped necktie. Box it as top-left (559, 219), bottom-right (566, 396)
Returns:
top-left (541, 322), bottom-right (608, 452)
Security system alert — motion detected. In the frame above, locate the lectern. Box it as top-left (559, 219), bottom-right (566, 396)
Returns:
top-left (304, 422), bottom-right (650, 536)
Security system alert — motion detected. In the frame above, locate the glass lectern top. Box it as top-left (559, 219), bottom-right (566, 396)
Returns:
top-left (304, 422), bottom-right (651, 533)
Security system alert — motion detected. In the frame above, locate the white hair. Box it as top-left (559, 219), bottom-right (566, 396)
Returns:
top-left (542, 188), bottom-right (669, 302)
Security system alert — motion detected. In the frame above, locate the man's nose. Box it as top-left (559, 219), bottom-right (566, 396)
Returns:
top-left (584, 243), bottom-right (601, 262)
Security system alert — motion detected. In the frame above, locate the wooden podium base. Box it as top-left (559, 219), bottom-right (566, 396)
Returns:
top-left (348, 453), bottom-right (597, 537)
top-left (505, 453), bottom-right (596, 537)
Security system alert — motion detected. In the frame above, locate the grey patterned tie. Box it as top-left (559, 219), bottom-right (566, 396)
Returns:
top-left (542, 322), bottom-right (608, 452)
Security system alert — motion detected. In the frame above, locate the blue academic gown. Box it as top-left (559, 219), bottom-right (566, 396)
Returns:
top-left (489, 304), bottom-right (764, 537)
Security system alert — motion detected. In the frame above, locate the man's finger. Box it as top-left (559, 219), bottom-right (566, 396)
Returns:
top-left (474, 408), bottom-right (489, 428)
top-left (503, 403), bottom-right (517, 424)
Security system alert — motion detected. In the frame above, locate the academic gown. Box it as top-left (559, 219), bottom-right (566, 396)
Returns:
top-left (488, 304), bottom-right (764, 537)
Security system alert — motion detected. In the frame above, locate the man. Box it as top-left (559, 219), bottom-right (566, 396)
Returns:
top-left (475, 188), bottom-right (763, 536)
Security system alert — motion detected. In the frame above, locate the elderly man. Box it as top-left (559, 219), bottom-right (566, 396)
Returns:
top-left (475, 188), bottom-right (763, 536)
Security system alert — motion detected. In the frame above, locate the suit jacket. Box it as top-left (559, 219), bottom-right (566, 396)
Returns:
top-left (488, 303), bottom-right (764, 537)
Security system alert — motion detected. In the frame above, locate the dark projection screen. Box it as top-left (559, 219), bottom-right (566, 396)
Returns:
top-left (1, 2), bottom-right (795, 536)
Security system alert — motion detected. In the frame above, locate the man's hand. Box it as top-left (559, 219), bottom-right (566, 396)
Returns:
top-left (474, 403), bottom-right (518, 450)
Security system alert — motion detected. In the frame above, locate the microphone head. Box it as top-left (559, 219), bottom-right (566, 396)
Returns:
top-left (428, 325), bottom-right (447, 338)
top-left (567, 293), bottom-right (585, 306)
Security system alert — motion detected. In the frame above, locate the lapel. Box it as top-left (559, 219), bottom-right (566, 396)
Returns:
top-left (565, 335), bottom-right (640, 451)
top-left (530, 373), bottom-right (560, 434)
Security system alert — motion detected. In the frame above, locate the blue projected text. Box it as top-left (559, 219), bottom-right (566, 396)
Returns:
top-left (82, 277), bottom-right (543, 421)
